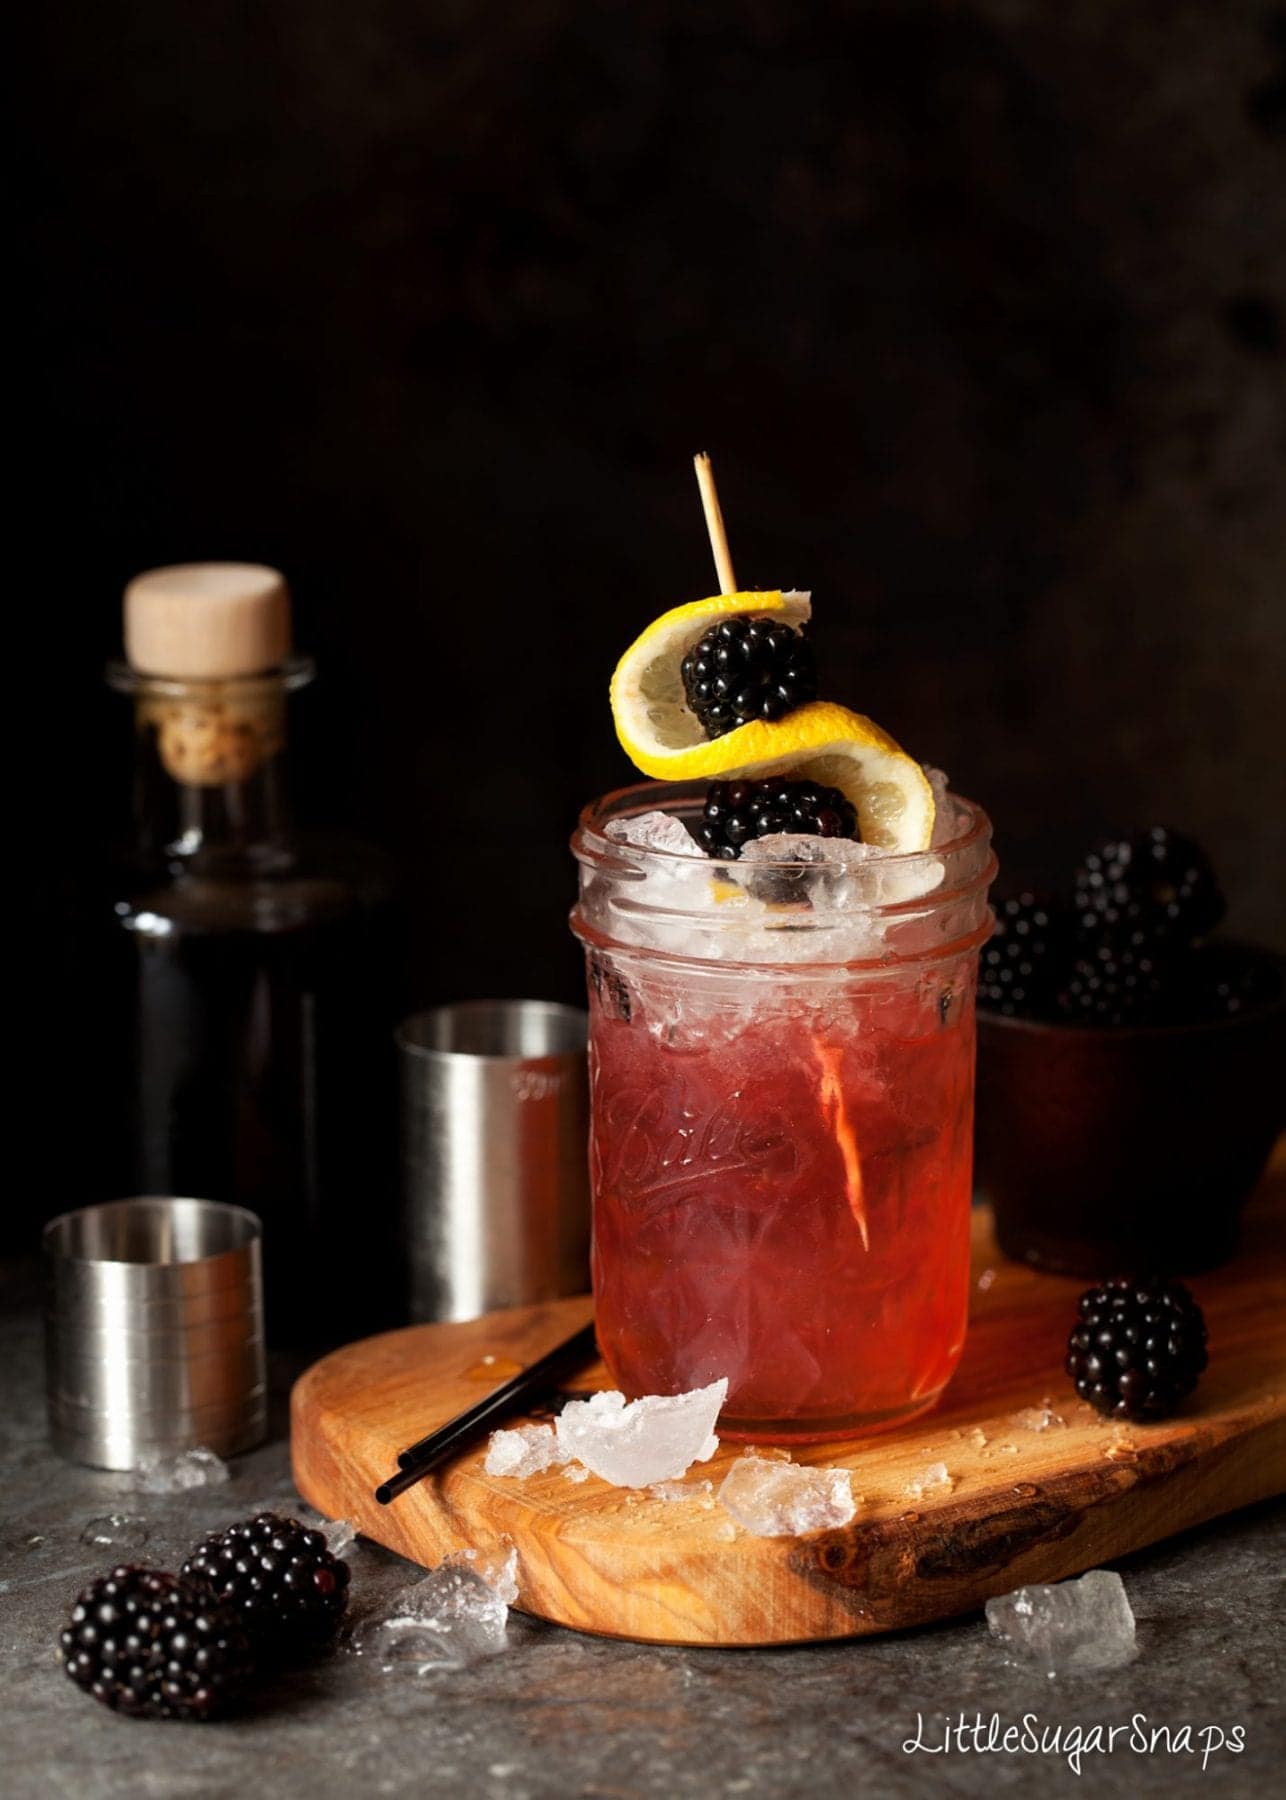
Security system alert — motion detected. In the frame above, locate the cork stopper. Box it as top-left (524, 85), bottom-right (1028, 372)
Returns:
top-left (125, 563), bottom-right (291, 679)
top-left (122, 563), bottom-right (295, 786)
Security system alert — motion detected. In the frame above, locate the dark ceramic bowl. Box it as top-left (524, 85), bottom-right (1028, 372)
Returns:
top-left (975, 952), bottom-right (1286, 1276)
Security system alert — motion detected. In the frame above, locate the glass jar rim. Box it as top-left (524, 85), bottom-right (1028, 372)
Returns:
top-left (571, 780), bottom-right (996, 972)
top-left (574, 778), bottom-right (990, 872)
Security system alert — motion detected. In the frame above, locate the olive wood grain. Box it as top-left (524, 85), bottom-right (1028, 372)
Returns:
top-left (291, 1168), bottom-right (1285, 1646)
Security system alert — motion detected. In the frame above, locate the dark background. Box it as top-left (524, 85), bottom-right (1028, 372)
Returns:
top-left (19, 0), bottom-right (1286, 1023)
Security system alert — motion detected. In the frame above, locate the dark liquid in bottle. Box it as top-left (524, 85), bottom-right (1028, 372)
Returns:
top-left (97, 841), bottom-right (400, 1347)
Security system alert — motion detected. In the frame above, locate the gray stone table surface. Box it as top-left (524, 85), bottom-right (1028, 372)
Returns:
top-left (3, 1270), bottom-right (1282, 1800)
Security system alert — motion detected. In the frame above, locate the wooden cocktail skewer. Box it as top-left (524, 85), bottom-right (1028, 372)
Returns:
top-left (693, 451), bottom-right (738, 594)
top-left (695, 454), bottom-right (867, 1246)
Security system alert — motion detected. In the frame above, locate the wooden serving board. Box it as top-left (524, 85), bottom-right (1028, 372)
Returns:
top-left (291, 1167), bottom-right (1286, 1647)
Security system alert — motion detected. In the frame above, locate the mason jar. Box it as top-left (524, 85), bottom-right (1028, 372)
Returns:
top-left (571, 780), bottom-right (995, 1442)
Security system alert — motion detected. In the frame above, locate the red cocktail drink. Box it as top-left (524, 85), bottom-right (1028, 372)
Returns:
top-left (572, 783), bottom-right (994, 1441)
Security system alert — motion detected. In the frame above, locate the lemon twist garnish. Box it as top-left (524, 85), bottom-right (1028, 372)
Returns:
top-left (610, 590), bottom-right (934, 853)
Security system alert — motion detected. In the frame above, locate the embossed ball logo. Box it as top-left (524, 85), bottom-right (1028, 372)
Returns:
top-left (593, 1079), bottom-right (799, 1217)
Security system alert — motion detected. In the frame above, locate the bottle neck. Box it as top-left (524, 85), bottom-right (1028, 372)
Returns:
top-left (162, 750), bottom-right (291, 862)
top-left (108, 659), bottom-right (315, 867)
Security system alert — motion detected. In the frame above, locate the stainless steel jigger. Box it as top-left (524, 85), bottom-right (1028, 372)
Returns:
top-left (398, 1000), bottom-right (590, 1322)
top-left (43, 1197), bottom-right (267, 1469)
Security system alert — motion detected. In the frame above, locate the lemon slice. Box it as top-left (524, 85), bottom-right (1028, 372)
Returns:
top-left (611, 589), bottom-right (810, 753)
top-left (611, 592), bottom-right (934, 852)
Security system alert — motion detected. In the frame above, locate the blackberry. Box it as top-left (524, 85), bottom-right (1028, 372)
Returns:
top-left (1075, 827), bottom-right (1224, 949)
top-left (1059, 937), bottom-right (1169, 1027)
top-left (1065, 1277), bottom-right (1208, 1421)
top-left (696, 777), bottom-right (858, 860)
top-left (182, 1513), bottom-right (349, 1658)
top-left (978, 893), bottom-right (1072, 1019)
top-left (59, 1565), bottom-right (251, 1720)
top-left (681, 614), bottom-right (818, 738)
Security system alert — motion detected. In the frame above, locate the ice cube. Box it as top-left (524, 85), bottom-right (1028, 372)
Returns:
top-left (717, 1453), bottom-right (856, 1536)
top-left (484, 1422), bottom-right (565, 1478)
top-left (738, 834), bottom-right (876, 869)
top-left (736, 832), bottom-right (942, 931)
top-left (321, 1517), bottom-right (357, 1557)
top-left (735, 834), bottom-right (875, 916)
top-left (731, 828), bottom-right (882, 892)
top-left (738, 832), bottom-right (876, 884)
top-left (903, 1462), bottom-right (954, 1499)
top-left (133, 1446), bottom-right (230, 1493)
top-left (925, 766), bottom-right (957, 848)
top-left (600, 813), bottom-right (732, 961)
top-left (446, 1543), bottom-right (520, 1605)
top-left (649, 1477), bottom-right (715, 1507)
top-left (605, 811), bottom-right (704, 857)
top-left (1014, 1399), bottom-right (1065, 1432)
top-left (865, 851), bottom-right (946, 908)
top-left (79, 1514), bottom-right (150, 1550)
top-left (986, 1569), bottom-right (1136, 1674)
top-left (554, 1380), bottom-right (727, 1488)
top-left (352, 1547), bottom-right (518, 1673)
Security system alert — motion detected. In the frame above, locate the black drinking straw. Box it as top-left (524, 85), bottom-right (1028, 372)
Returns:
top-left (373, 1320), bottom-right (599, 1505)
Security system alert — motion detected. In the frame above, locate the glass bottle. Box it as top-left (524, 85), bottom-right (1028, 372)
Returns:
top-left (92, 566), bottom-right (401, 1346)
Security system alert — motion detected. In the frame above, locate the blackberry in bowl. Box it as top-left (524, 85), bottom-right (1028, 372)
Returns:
top-left (1074, 827), bottom-right (1225, 949)
top-left (975, 828), bottom-right (1286, 1276)
top-left (978, 892), bottom-right (1073, 1020)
